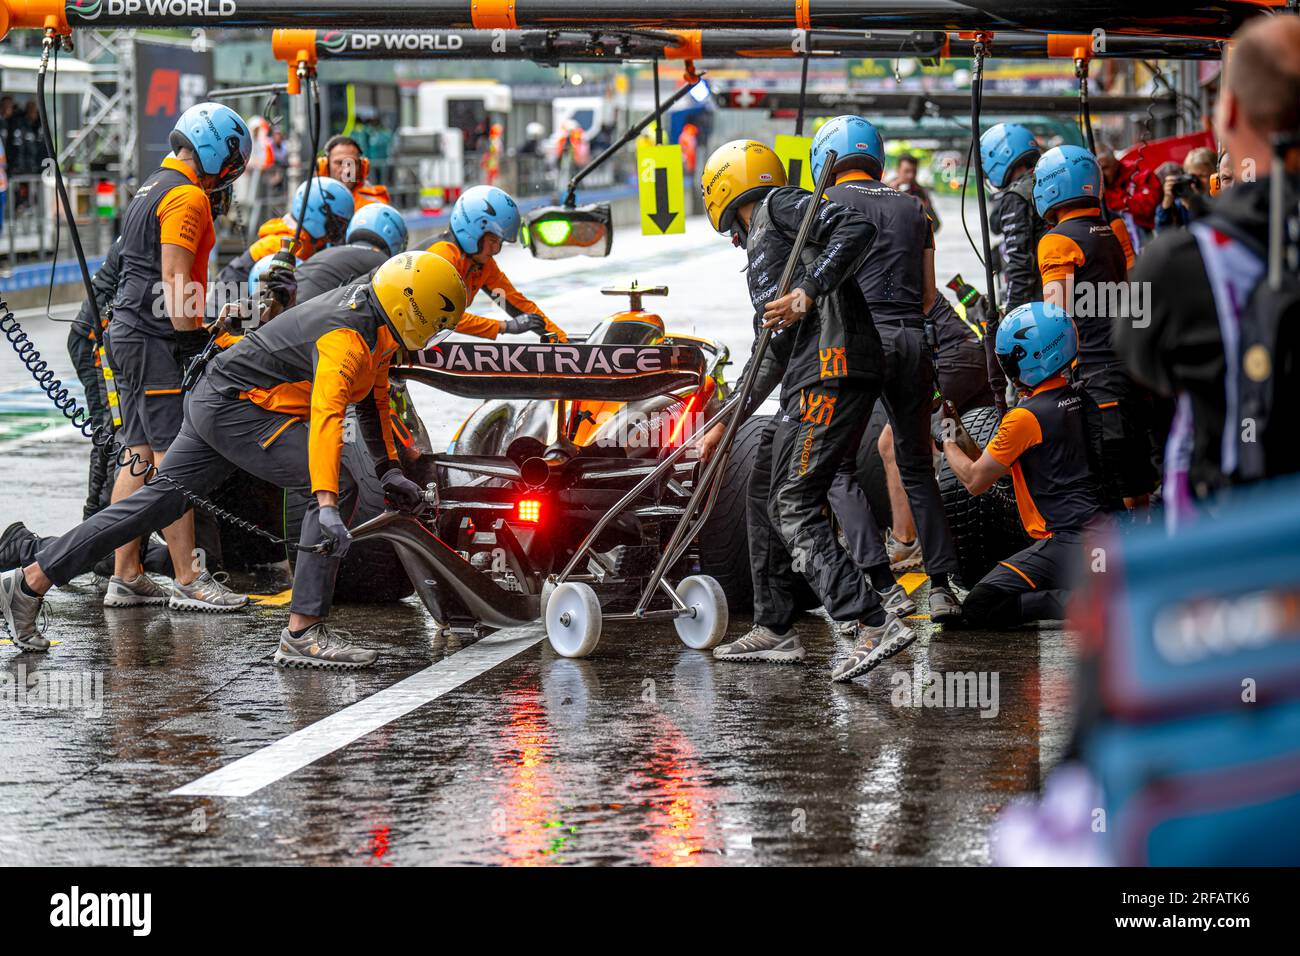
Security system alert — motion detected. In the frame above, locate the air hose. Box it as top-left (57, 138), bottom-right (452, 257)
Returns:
top-left (968, 36), bottom-right (1009, 412)
top-left (1, 31), bottom-right (324, 555)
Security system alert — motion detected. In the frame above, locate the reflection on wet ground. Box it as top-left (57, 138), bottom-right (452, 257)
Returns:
top-left (1, 573), bottom-right (1072, 865)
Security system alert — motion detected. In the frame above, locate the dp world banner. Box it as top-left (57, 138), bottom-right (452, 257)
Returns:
top-left (133, 38), bottom-right (213, 178)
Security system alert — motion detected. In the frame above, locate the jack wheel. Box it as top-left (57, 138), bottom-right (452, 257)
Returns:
top-left (673, 575), bottom-right (729, 650)
top-left (545, 581), bottom-right (603, 658)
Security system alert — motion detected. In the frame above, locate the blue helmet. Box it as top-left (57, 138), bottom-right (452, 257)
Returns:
top-left (450, 185), bottom-right (520, 253)
top-left (169, 102), bottom-right (251, 189)
top-left (810, 115), bottom-right (885, 184)
top-left (995, 302), bottom-right (1078, 389)
top-left (979, 122), bottom-right (1040, 190)
top-left (346, 202), bottom-right (409, 256)
top-left (1033, 145), bottom-right (1102, 219)
top-left (291, 176), bottom-right (355, 242)
top-left (248, 251), bottom-right (300, 296)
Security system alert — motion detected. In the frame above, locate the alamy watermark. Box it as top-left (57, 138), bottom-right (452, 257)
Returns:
top-left (0, 665), bottom-right (104, 719)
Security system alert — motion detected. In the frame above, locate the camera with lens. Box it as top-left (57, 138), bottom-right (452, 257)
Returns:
top-left (1170, 174), bottom-right (1201, 200)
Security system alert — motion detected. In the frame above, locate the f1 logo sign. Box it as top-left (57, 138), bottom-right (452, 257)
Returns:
top-left (145, 70), bottom-right (208, 118)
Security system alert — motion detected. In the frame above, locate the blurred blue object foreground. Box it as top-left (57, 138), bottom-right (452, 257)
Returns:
top-left (1002, 475), bottom-right (1300, 866)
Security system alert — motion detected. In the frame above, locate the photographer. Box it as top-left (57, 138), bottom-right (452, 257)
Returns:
top-left (1154, 148), bottom-right (1216, 234)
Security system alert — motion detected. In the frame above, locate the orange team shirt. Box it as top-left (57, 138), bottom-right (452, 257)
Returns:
top-left (1036, 208), bottom-right (1135, 285)
top-left (427, 239), bottom-right (568, 341)
top-left (352, 183), bottom-right (393, 209)
top-left (156, 156), bottom-right (215, 290)
top-left (249, 217), bottom-right (321, 264)
top-left (240, 323), bottom-right (401, 495)
top-left (985, 381), bottom-right (1054, 540)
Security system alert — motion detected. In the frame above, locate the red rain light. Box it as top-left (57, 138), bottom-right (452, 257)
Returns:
top-left (517, 499), bottom-right (542, 523)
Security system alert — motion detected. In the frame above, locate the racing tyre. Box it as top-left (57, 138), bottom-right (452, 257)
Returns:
top-left (546, 581), bottom-right (603, 658)
top-left (936, 404), bottom-right (1032, 588)
top-left (673, 575), bottom-right (729, 650)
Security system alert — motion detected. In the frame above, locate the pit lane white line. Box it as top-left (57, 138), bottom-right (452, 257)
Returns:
top-left (171, 627), bottom-right (546, 798)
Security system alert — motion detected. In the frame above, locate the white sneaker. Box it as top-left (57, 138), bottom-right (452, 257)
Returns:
top-left (103, 573), bottom-right (169, 608)
top-left (0, 568), bottom-right (49, 652)
top-left (831, 614), bottom-right (918, 682)
top-left (713, 625), bottom-right (806, 663)
top-left (169, 571), bottom-right (248, 613)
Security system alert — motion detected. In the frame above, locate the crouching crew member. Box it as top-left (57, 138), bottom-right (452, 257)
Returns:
top-left (1034, 145), bottom-right (1155, 509)
top-left (937, 303), bottom-right (1102, 628)
top-left (1, 253), bottom-right (468, 665)
top-left (694, 140), bottom-right (915, 682)
top-left (293, 202), bottom-right (410, 304)
top-left (101, 102), bottom-right (252, 613)
top-left (811, 116), bottom-right (963, 623)
top-left (214, 175), bottom-right (355, 302)
top-left (427, 185), bottom-right (569, 342)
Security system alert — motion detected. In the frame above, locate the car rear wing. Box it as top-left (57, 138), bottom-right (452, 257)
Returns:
top-left (393, 342), bottom-right (707, 401)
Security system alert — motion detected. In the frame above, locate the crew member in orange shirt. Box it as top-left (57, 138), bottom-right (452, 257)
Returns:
top-left (1035, 145), bottom-right (1154, 508)
top-left (97, 102), bottom-right (253, 613)
top-left (427, 185), bottom-right (568, 342)
top-left (936, 303), bottom-right (1102, 629)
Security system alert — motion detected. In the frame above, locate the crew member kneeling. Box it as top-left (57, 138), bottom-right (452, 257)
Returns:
top-left (937, 302), bottom-right (1102, 629)
top-left (1, 253), bottom-right (467, 667)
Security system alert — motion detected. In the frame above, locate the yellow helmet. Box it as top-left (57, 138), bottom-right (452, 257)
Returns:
top-left (701, 139), bottom-right (787, 234)
top-left (370, 251), bottom-right (468, 349)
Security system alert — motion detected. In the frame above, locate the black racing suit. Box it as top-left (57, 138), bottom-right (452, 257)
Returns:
top-left (67, 237), bottom-right (122, 519)
top-left (292, 242), bottom-right (388, 305)
top-left (735, 186), bottom-right (886, 631)
top-left (824, 175), bottom-right (959, 579)
top-left (988, 171), bottom-right (1047, 408)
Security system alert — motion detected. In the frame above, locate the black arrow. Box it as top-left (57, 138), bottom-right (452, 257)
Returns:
top-left (787, 157), bottom-right (803, 186)
top-left (648, 167), bottom-right (680, 233)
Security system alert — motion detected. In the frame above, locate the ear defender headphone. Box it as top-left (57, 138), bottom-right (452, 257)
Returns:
top-left (317, 151), bottom-right (369, 184)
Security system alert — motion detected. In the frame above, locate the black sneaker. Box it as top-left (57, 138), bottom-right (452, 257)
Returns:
top-left (0, 522), bottom-right (39, 573)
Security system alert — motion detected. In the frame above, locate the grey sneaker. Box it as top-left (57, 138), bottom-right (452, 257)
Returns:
top-left (929, 585), bottom-right (963, 623)
top-left (713, 625), bottom-right (806, 663)
top-left (103, 573), bottom-right (169, 608)
top-left (878, 582), bottom-right (918, 618)
top-left (0, 568), bottom-right (49, 652)
top-left (887, 533), bottom-right (924, 571)
top-left (831, 614), bottom-right (918, 682)
top-left (273, 624), bottom-right (378, 670)
top-left (169, 571), bottom-right (248, 613)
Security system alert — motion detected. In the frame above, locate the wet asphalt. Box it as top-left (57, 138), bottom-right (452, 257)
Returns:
top-left (0, 207), bottom-right (1075, 865)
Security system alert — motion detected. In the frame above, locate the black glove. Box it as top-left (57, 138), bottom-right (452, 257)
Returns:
top-left (261, 251), bottom-right (298, 309)
top-left (501, 313), bottom-right (548, 336)
top-left (172, 328), bottom-right (210, 367)
top-left (318, 505), bottom-right (352, 558)
top-left (379, 467), bottom-right (423, 513)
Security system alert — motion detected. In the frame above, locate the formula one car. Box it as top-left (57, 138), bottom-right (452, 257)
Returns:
top-left (350, 283), bottom-right (766, 654)
top-left (217, 281), bottom-right (1021, 648)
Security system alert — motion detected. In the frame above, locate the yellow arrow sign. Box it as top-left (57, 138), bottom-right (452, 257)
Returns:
top-left (636, 142), bottom-right (686, 236)
top-left (775, 134), bottom-right (814, 190)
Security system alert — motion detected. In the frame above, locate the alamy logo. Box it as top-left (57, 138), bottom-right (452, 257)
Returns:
top-left (49, 886), bottom-right (151, 936)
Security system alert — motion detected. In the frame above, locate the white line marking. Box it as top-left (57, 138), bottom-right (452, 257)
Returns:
top-left (172, 627), bottom-right (546, 798)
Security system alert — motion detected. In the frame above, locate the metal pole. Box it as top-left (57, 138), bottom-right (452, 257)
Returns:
top-left (32, 1), bottom-right (1260, 40)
